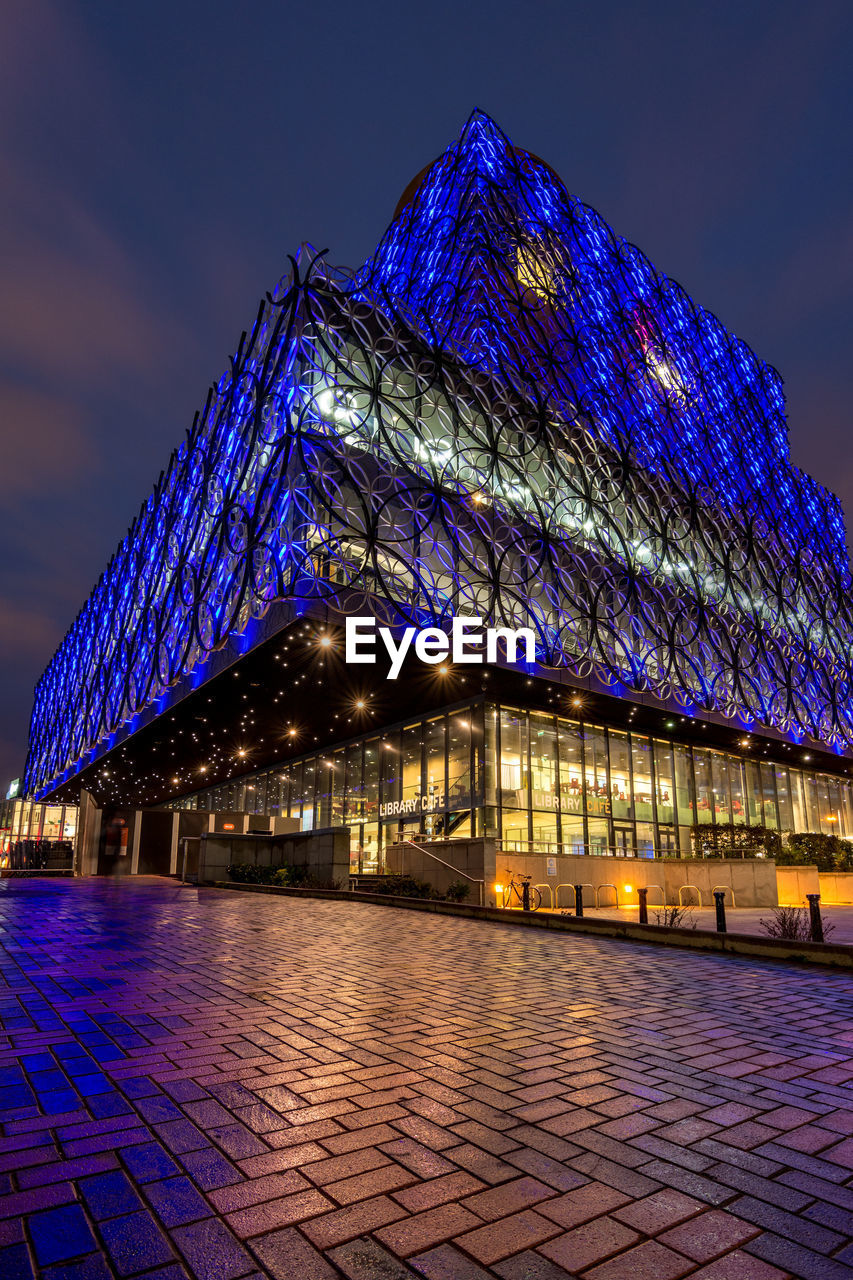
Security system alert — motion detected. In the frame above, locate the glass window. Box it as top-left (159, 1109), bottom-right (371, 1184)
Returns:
top-left (841, 780), bottom-right (853, 838)
top-left (804, 772), bottom-right (820, 831)
top-left (330, 751), bottom-right (345, 826)
top-left (817, 774), bottom-right (833, 834)
top-left (673, 745), bottom-right (695, 827)
top-left (710, 752), bottom-right (731, 824)
top-left (471, 703), bottom-right (485, 807)
top-left (288, 763), bottom-right (302, 823)
top-left (448, 712), bottom-right (471, 809)
top-left (499, 708), bottom-right (528, 809)
top-left (558, 720), bottom-right (584, 819)
top-left (380, 731), bottom-right (401, 808)
top-left (631, 735), bottom-right (654, 824)
top-left (775, 767), bottom-right (793, 832)
top-left (729, 756), bottom-right (746, 824)
top-left (635, 822), bottom-right (655, 858)
top-left (301, 760), bottom-right (316, 831)
top-left (587, 817), bottom-right (610, 856)
top-left (361, 822), bottom-right (379, 872)
top-left (583, 726), bottom-right (610, 819)
top-left (484, 706), bottom-right (498, 805)
top-left (402, 722), bottom-right (423, 804)
top-left (759, 762), bottom-right (778, 829)
top-left (561, 815), bottom-right (585, 854)
top-left (62, 808), bottom-right (77, 841)
top-left (788, 768), bottom-right (806, 831)
top-left (530, 714), bottom-right (558, 816)
top-left (501, 808), bottom-right (529, 850)
top-left (344, 744), bottom-right (363, 823)
top-left (531, 811), bottom-right (558, 847)
top-left (316, 761), bottom-right (333, 828)
top-left (654, 741), bottom-right (675, 826)
top-left (693, 749), bottom-right (713, 825)
top-left (363, 739), bottom-right (380, 826)
top-left (745, 761), bottom-right (763, 825)
top-left (42, 806), bottom-right (62, 841)
top-left (608, 730), bottom-right (632, 821)
top-left (827, 778), bottom-right (842, 835)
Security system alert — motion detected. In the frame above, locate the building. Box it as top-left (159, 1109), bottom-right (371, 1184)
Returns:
top-left (21, 112), bottom-right (853, 875)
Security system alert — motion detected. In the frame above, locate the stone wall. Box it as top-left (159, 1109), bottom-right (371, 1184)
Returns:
top-left (199, 827), bottom-right (350, 887)
top-left (384, 839), bottom-right (495, 904)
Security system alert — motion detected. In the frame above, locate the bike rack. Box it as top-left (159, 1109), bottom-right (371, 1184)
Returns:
top-left (556, 882), bottom-right (594, 909)
top-left (643, 882), bottom-right (666, 906)
top-left (711, 884), bottom-right (736, 907)
top-left (534, 883), bottom-right (553, 909)
top-left (596, 883), bottom-right (619, 908)
top-left (678, 884), bottom-right (702, 906)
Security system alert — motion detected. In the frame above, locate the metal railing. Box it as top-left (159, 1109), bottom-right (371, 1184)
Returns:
top-left (393, 839), bottom-right (485, 906)
top-left (4, 839), bottom-right (74, 872)
top-left (495, 839), bottom-right (763, 861)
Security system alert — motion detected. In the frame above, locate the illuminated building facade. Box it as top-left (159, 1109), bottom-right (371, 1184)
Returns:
top-left (23, 113), bottom-right (853, 867)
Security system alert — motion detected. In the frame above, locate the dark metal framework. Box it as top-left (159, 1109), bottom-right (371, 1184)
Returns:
top-left (25, 113), bottom-right (853, 799)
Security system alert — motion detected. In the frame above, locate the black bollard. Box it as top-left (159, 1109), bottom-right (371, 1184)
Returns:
top-left (713, 889), bottom-right (727, 933)
top-left (521, 879), bottom-right (531, 912)
top-left (638, 886), bottom-right (648, 924)
top-left (574, 884), bottom-right (584, 917)
top-left (806, 893), bottom-right (824, 943)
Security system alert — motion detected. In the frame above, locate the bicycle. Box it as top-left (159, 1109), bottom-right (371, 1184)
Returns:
top-left (498, 871), bottom-right (542, 911)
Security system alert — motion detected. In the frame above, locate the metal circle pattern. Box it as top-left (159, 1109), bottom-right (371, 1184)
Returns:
top-left (23, 113), bottom-right (853, 797)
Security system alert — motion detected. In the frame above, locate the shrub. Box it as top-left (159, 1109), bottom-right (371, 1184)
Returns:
top-left (653, 904), bottom-right (697, 929)
top-left (377, 875), bottom-right (434, 898)
top-left (781, 832), bottom-right (853, 873)
top-left (228, 863), bottom-right (275, 884)
top-left (758, 905), bottom-right (835, 942)
top-left (445, 880), bottom-right (471, 902)
top-left (228, 862), bottom-right (333, 888)
top-left (690, 823), bottom-right (782, 860)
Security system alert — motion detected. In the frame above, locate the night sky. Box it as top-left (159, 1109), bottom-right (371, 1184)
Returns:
top-left (2, 0), bottom-right (852, 788)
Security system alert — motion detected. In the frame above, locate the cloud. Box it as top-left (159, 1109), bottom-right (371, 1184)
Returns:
top-left (0, 383), bottom-right (90, 497)
top-left (0, 598), bottom-right (62, 664)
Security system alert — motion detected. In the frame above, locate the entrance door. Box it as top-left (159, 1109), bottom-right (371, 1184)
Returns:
top-left (613, 826), bottom-right (634, 856)
top-left (657, 826), bottom-right (677, 857)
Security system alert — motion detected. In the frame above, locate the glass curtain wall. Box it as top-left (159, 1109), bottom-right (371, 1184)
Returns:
top-left (172, 700), bottom-right (853, 861)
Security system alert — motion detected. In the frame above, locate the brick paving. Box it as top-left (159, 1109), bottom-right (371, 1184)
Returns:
top-left (0, 879), bottom-right (852, 1279)
top-left (550, 905), bottom-right (853, 944)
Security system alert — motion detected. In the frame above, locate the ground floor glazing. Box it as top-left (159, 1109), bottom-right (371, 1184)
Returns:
top-left (170, 699), bottom-right (853, 872)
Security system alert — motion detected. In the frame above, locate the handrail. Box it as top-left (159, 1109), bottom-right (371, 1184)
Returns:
top-left (395, 839), bottom-right (485, 905)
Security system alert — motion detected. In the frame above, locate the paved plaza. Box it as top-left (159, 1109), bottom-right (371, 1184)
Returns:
top-left (1, 879), bottom-right (852, 1280)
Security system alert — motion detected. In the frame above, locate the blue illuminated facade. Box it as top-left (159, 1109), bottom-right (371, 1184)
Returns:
top-left (24, 111), bottom-right (853, 805)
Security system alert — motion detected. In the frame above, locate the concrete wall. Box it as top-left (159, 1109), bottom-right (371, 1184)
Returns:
top-left (382, 842), bottom-right (777, 908)
top-left (496, 851), bottom-right (777, 909)
top-left (199, 826), bottom-right (350, 887)
top-left (384, 839), bottom-right (496, 904)
top-left (776, 865), bottom-right (821, 905)
top-left (818, 872), bottom-right (853, 905)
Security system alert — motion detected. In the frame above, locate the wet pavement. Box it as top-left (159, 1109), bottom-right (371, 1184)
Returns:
top-left (1, 877), bottom-right (852, 1279)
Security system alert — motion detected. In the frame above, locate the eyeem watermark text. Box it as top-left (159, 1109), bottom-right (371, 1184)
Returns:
top-left (345, 616), bottom-right (535, 679)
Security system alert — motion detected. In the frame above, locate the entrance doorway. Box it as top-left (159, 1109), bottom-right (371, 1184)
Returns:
top-left (613, 826), bottom-right (634, 856)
